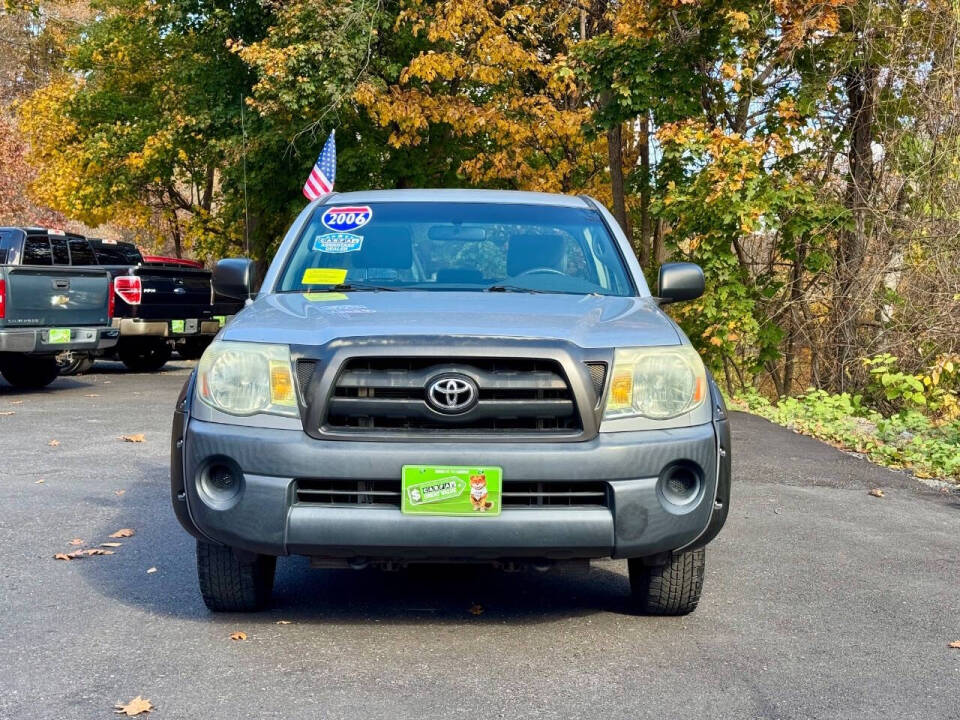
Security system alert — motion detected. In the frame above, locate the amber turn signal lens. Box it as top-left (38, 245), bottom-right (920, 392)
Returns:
top-left (269, 361), bottom-right (296, 405)
top-left (610, 372), bottom-right (633, 407)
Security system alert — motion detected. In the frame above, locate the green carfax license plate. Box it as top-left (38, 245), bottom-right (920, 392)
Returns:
top-left (401, 465), bottom-right (502, 516)
top-left (47, 328), bottom-right (71, 344)
top-left (170, 320), bottom-right (185, 333)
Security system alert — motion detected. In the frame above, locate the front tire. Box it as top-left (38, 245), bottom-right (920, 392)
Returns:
top-left (118, 340), bottom-right (172, 372)
top-left (0, 355), bottom-right (60, 388)
top-left (196, 540), bottom-right (276, 612)
top-left (628, 548), bottom-right (705, 616)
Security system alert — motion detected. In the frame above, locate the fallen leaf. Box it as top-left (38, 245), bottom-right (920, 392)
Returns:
top-left (53, 553), bottom-right (71, 561)
top-left (119, 434), bottom-right (146, 443)
top-left (84, 393), bottom-right (100, 397)
top-left (48, 439), bottom-right (60, 447)
top-left (229, 631), bottom-right (247, 641)
top-left (34, 479), bottom-right (44, 484)
top-left (949, 641), bottom-right (960, 649)
top-left (109, 528), bottom-right (135, 538)
top-left (100, 542), bottom-right (123, 548)
top-left (146, 567), bottom-right (157, 574)
top-left (114, 489), bottom-right (126, 496)
top-left (868, 488), bottom-right (885, 498)
top-left (275, 620), bottom-right (292, 625)
top-left (114, 696), bottom-right (153, 716)
top-left (0, 411), bottom-right (14, 416)
top-left (468, 604), bottom-right (484, 616)
top-left (68, 548), bottom-right (114, 557)
top-left (68, 539), bottom-right (84, 546)
top-left (10, 400), bottom-right (23, 405)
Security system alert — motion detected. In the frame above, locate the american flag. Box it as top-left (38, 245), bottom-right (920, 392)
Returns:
top-left (303, 130), bottom-right (336, 200)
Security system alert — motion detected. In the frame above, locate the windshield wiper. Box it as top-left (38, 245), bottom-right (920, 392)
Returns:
top-left (484, 284), bottom-right (563, 294)
top-left (323, 282), bottom-right (397, 292)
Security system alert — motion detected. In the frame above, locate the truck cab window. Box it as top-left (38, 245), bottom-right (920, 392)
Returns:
top-left (23, 236), bottom-right (53, 265)
top-left (68, 238), bottom-right (96, 265)
top-left (51, 236), bottom-right (70, 265)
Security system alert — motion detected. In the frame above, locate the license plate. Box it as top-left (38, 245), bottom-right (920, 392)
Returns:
top-left (170, 320), bottom-right (185, 333)
top-left (401, 465), bottom-right (502, 516)
top-left (47, 328), bottom-right (71, 344)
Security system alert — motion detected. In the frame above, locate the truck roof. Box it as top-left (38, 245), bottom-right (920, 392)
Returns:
top-left (319, 189), bottom-right (592, 208)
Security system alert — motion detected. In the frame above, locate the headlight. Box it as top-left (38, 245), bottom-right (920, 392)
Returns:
top-left (604, 345), bottom-right (707, 420)
top-left (197, 341), bottom-right (298, 417)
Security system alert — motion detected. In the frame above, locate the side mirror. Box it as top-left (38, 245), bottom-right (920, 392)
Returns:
top-left (658, 262), bottom-right (704, 304)
top-left (213, 258), bottom-right (255, 301)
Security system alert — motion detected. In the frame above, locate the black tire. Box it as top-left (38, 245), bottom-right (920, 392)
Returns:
top-left (0, 355), bottom-right (60, 388)
top-left (196, 540), bottom-right (276, 612)
top-left (57, 352), bottom-right (95, 376)
top-left (118, 340), bottom-right (172, 372)
top-left (628, 548), bottom-right (705, 616)
top-left (176, 337), bottom-right (211, 360)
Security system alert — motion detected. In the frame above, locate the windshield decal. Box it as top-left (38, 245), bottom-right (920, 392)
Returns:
top-left (313, 232), bottom-right (363, 254)
top-left (302, 267), bottom-right (347, 285)
top-left (321, 205), bottom-right (372, 232)
top-left (303, 292), bottom-right (349, 302)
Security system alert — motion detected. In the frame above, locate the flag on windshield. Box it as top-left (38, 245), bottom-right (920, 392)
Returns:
top-left (303, 130), bottom-right (336, 200)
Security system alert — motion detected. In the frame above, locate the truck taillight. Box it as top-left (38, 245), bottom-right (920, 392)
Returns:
top-left (0, 278), bottom-right (5, 319)
top-left (114, 275), bottom-right (142, 305)
top-left (107, 279), bottom-right (115, 318)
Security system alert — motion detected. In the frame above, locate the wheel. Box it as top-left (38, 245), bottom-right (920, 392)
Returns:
top-left (628, 548), bottom-right (705, 616)
top-left (57, 351), bottom-right (95, 376)
top-left (118, 340), bottom-right (172, 372)
top-left (0, 355), bottom-right (60, 388)
top-left (196, 540), bottom-right (276, 612)
top-left (176, 337), bottom-right (211, 360)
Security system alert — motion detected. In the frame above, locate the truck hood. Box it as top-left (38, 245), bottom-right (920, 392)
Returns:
top-left (222, 291), bottom-right (682, 349)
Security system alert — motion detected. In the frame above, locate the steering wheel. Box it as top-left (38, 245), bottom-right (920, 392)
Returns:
top-left (514, 267), bottom-right (566, 277)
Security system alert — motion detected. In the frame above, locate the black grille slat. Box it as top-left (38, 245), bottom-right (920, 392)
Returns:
top-left (322, 357), bottom-right (582, 435)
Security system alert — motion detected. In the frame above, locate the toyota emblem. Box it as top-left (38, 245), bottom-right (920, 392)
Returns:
top-left (426, 374), bottom-right (478, 414)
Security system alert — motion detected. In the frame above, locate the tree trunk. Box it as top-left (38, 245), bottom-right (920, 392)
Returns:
top-left (638, 113), bottom-right (652, 266)
top-left (606, 122), bottom-right (630, 237)
top-left (828, 62), bottom-right (877, 391)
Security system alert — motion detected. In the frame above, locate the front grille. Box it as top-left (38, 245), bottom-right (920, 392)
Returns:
top-left (296, 359), bottom-right (318, 397)
top-left (294, 479), bottom-right (609, 508)
top-left (501, 481), bottom-right (609, 507)
top-left (296, 479), bottom-right (401, 505)
top-left (323, 357), bottom-right (582, 435)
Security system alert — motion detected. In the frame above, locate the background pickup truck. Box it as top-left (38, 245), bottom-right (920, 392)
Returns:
top-left (0, 227), bottom-right (241, 373)
top-left (0, 260), bottom-right (117, 388)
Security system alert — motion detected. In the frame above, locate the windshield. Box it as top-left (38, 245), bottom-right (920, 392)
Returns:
top-left (277, 202), bottom-right (634, 296)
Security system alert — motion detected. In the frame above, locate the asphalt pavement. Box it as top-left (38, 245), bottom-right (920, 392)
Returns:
top-left (0, 362), bottom-right (958, 720)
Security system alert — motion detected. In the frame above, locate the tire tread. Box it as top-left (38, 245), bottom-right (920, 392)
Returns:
top-left (196, 540), bottom-right (275, 612)
top-left (628, 548), bottom-right (705, 615)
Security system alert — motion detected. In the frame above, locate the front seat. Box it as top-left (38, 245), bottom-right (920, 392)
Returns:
top-left (351, 226), bottom-right (414, 280)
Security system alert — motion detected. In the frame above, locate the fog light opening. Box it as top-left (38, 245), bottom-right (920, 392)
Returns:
top-left (198, 457), bottom-right (243, 507)
top-left (659, 463), bottom-right (702, 507)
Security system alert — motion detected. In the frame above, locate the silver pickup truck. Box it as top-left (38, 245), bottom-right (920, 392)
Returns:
top-left (0, 256), bottom-right (117, 388)
top-left (171, 190), bottom-right (731, 615)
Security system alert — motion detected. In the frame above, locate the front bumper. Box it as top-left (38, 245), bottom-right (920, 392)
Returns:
top-left (114, 318), bottom-right (223, 338)
top-left (173, 399), bottom-right (731, 561)
top-left (0, 326), bottom-right (119, 354)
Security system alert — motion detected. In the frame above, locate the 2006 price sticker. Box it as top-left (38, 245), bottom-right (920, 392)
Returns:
top-left (321, 206), bottom-right (372, 232)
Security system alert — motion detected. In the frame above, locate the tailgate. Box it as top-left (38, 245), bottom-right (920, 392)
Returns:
top-left (2, 266), bottom-right (111, 327)
top-left (134, 268), bottom-right (213, 320)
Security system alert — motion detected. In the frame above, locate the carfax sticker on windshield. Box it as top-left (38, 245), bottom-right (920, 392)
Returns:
top-left (313, 232), bottom-right (363, 254)
top-left (301, 267), bottom-right (347, 285)
top-left (321, 205), bottom-right (372, 232)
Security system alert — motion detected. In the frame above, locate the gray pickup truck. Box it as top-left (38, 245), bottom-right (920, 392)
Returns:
top-left (0, 259), bottom-right (117, 388)
top-left (171, 190), bottom-right (731, 615)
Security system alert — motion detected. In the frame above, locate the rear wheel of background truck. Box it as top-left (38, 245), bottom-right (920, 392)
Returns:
top-left (196, 540), bottom-right (276, 612)
top-left (176, 337), bottom-right (211, 360)
top-left (627, 548), bottom-right (705, 616)
top-left (118, 340), bottom-right (172, 372)
top-left (0, 355), bottom-right (60, 389)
